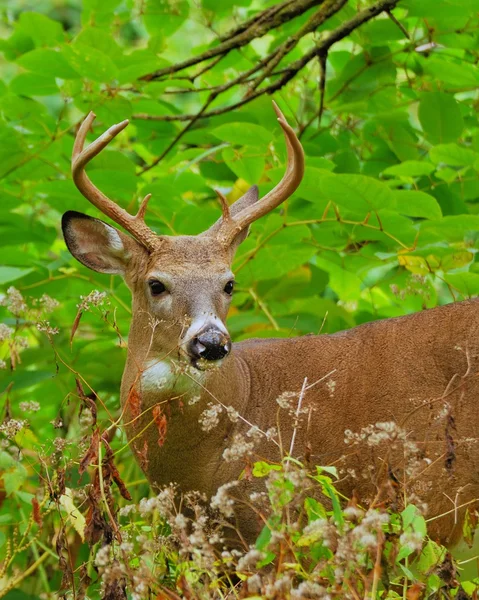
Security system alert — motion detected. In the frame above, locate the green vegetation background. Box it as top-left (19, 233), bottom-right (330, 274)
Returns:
top-left (0, 0), bottom-right (478, 596)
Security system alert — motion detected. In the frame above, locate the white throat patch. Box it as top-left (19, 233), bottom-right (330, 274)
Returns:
top-left (141, 358), bottom-right (208, 395)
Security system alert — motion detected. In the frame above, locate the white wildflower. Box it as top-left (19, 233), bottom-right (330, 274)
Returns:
top-left (326, 379), bottom-right (336, 397)
top-left (0, 419), bottom-right (27, 438)
top-left (0, 324), bottom-right (14, 341)
top-left (226, 405), bottom-right (239, 422)
top-left (139, 496), bottom-right (160, 516)
top-left (199, 402), bottom-right (223, 432)
top-left (247, 573), bottom-right (262, 593)
top-left (39, 294), bottom-right (59, 313)
top-left (210, 481), bottom-right (238, 517)
top-left (236, 548), bottom-right (265, 572)
top-left (265, 426), bottom-right (277, 441)
top-left (399, 531), bottom-right (424, 552)
top-left (95, 544), bottom-right (111, 567)
top-left (119, 504), bottom-right (136, 517)
top-left (276, 390), bottom-right (297, 409)
top-left (0, 287), bottom-right (27, 316)
top-left (78, 290), bottom-right (108, 311)
top-left (223, 434), bottom-right (254, 462)
top-left (36, 321), bottom-right (59, 335)
top-left (246, 425), bottom-right (263, 440)
top-left (19, 401), bottom-right (40, 412)
top-left (53, 438), bottom-right (67, 452)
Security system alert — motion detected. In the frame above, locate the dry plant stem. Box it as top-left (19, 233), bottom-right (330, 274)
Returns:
top-left (248, 287), bottom-right (279, 330)
top-left (97, 440), bottom-right (122, 543)
top-left (289, 377), bottom-right (308, 457)
top-left (368, 532), bottom-right (384, 599)
top-left (0, 551), bottom-right (49, 599)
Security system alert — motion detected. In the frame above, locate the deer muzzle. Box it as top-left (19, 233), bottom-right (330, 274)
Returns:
top-left (188, 328), bottom-right (231, 364)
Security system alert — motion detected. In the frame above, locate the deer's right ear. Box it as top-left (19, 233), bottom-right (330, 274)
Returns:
top-left (62, 211), bottom-right (140, 275)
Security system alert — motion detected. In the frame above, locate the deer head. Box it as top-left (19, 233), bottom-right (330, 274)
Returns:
top-left (62, 103), bottom-right (304, 371)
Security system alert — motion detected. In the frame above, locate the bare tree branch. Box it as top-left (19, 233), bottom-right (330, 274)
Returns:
top-left (136, 0), bottom-right (403, 171)
top-left (141, 0), bottom-right (324, 82)
top-left (134, 0), bottom-right (402, 124)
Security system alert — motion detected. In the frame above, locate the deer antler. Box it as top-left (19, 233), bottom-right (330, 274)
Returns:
top-left (217, 101), bottom-right (305, 246)
top-left (72, 112), bottom-right (160, 250)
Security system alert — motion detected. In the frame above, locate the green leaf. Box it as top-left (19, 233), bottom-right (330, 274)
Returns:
top-left (63, 45), bottom-right (119, 82)
top-left (246, 245), bottom-right (316, 283)
top-left (443, 273), bottom-right (479, 296)
top-left (319, 174), bottom-right (395, 214)
top-left (429, 143), bottom-right (478, 167)
top-left (3, 464), bottom-right (27, 495)
top-left (211, 122), bottom-right (272, 147)
top-left (0, 266), bottom-right (34, 284)
top-left (383, 161), bottom-right (435, 177)
top-left (143, 0), bottom-right (190, 37)
top-left (392, 190), bottom-right (442, 219)
top-left (10, 73), bottom-right (58, 96)
top-left (418, 92), bottom-right (464, 144)
top-left (17, 48), bottom-right (80, 79)
top-left (17, 12), bottom-right (64, 47)
top-left (252, 461), bottom-right (282, 477)
top-left (222, 147), bottom-right (265, 184)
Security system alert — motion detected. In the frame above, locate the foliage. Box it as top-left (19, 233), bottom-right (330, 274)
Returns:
top-left (0, 0), bottom-right (479, 597)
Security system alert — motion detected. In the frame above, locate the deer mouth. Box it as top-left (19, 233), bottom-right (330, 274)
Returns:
top-left (191, 357), bottom-right (225, 372)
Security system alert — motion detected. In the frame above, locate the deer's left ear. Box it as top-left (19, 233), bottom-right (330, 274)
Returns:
top-left (205, 185), bottom-right (259, 248)
top-left (62, 211), bottom-right (142, 275)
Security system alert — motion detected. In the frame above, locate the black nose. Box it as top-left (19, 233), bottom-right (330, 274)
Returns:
top-left (189, 329), bottom-right (231, 362)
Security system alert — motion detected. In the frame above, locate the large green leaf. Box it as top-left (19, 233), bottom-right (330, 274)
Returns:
top-left (319, 174), bottom-right (395, 213)
top-left (418, 92), bottom-right (464, 144)
top-left (429, 144), bottom-right (478, 167)
top-left (211, 122), bottom-right (272, 147)
top-left (143, 0), bottom-right (190, 37)
top-left (392, 190), bottom-right (442, 220)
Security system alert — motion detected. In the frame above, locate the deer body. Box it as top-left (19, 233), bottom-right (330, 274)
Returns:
top-left (121, 298), bottom-right (479, 544)
top-left (63, 105), bottom-right (479, 546)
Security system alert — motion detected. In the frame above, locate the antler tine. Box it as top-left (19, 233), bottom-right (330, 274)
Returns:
top-left (72, 112), bottom-right (159, 251)
top-left (218, 101), bottom-right (305, 246)
top-left (215, 189), bottom-right (231, 223)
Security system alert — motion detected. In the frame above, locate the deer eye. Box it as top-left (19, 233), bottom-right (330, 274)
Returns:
top-left (224, 280), bottom-right (234, 296)
top-left (148, 280), bottom-right (167, 296)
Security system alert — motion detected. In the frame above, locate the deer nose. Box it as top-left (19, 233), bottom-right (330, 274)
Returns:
top-left (189, 329), bottom-right (231, 362)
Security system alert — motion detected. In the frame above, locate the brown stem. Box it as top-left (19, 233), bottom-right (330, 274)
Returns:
top-left (141, 0), bottom-right (324, 81)
top-left (134, 0), bottom-right (402, 125)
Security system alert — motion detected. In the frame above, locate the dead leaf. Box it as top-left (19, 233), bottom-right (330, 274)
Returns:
top-left (70, 309), bottom-right (83, 347)
top-left (56, 525), bottom-right (73, 590)
top-left (76, 378), bottom-right (97, 426)
top-left (406, 583), bottom-right (424, 600)
top-left (60, 487), bottom-right (86, 542)
top-left (152, 404), bottom-right (168, 447)
top-left (135, 439), bottom-right (149, 471)
top-left (79, 428), bottom-right (100, 475)
top-left (32, 497), bottom-right (42, 528)
top-left (128, 385), bottom-right (141, 421)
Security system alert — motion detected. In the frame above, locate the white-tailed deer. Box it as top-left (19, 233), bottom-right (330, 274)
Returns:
top-left (63, 104), bottom-right (479, 547)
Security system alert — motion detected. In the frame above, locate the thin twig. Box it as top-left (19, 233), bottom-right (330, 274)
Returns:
top-left (289, 377), bottom-right (308, 456)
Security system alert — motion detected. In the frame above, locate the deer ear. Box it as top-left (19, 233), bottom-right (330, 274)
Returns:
top-left (62, 211), bottom-right (141, 275)
top-left (228, 185), bottom-right (259, 248)
top-left (205, 185), bottom-right (259, 246)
